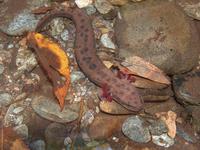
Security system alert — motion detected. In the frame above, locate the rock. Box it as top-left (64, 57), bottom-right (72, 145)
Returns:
top-left (0, 0), bottom-right (50, 35)
top-left (94, 0), bottom-right (114, 15)
top-left (181, 2), bottom-right (200, 20)
top-left (15, 47), bottom-right (37, 77)
top-left (148, 119), bottom-right (168, 136)
top-left (13, 124), bottom-right (28, 140)
top-left (187, 105), bottom-right (200, 133)
top-left (144, 98), bottom-right (181, 115)
top-left (88, 113), bottom-right (126, 140)
top-left (45, 123), bottom-right (66, 150)
top-left (152, 133), bottom-right (174, 148)
top-left (133, 76), bottom-right (168, 89)
top-left (85, 4), bottom-right (97, 15)
top-left (0, 92), bottom-right (12, 108)
top-left (138, 87), bottom-right (173, 102)
top-left (75, 0), bottom-right (93, 8)
top-left (156, 111), bottom-right (177, 139)
top-left (173, 71), bottom-right (200, 106)
top-left (100, 33), bottom-right (116, 49)
top-left (99, 100), bottom-right (134, 115)
top-left (30, 140), bottom-right (46, 150)
top-left (115, 0), bottom-right (200, 74)
top-left (176, 127), bottom-right (197, 143)
top-left (108, 0), bottom-right (128, 6)
top-left (60, 29), bottom-right (69, 41)
top-left (92, 143), bottom-right (113, 150)
top-left (70, 71), bottom-right (85, 83)
top-left (122, 116), bottom-right (151, 143)
top-left (81, 109), bottom-right (95, 128)
top-left (31, 95), bottom-right (80, 123)
top-left (0, 64), bottom-right (4, 75)
top-left (13, 107), bottom-right (24, 114)
top-left (50, 18), bottom-right (65, 37)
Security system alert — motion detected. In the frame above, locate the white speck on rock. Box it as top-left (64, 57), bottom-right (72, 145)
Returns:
top-left (100, 33), bottom-right (116, 49)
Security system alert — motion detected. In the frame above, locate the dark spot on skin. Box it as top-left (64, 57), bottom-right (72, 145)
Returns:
top-left (131, 91), bottom-right (135, 95)
top-left (80, 25), bottom-right (84, 29)
top-left (82, 57), bottom-right (92, 63)
top-left (84, 48), bottom-right (88, 52)
top-left (85, 28), bottom-right (89, 32)
top-left (89, 63), bottom-right (97, 70)
top-left (80, 33), bottom-right (84, 37)
top-left (78, 13), bottom-right (82, 17)
top-left (84, 37), bottom-right (88, 42)
top-left (81, 18), bottom-right (85, 22)
top-left (112, 78), bottom-right (117, 83)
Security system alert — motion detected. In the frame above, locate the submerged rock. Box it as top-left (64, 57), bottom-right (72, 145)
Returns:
top-left (31, 95), bottom-right (80, 123)
top-left (122, 116), bottom-right (151, 143)
top-left (115, 0), bottom-right (200, 74)
top-left (173, 71), bottom-right (200, 106)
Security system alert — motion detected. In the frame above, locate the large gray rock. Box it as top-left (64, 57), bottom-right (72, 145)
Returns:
top-left (115, 0), bottom-right (200, 75)
top-left (0, 0), bottom-right (50, 35)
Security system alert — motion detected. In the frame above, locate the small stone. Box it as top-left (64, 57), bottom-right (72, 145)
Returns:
top-left (122, 116), bottom-right (151, 143)
top-left (1, 12), bottom-right (38, 36)
top-left (85, 4), bottom-right (97, 15)
top-left (31, 95), bottom-right (79, 123)
top-left (15, 47), bottom-right (37, 76)
top-left (152, 133), bottom-right (174, 148)
top-left (100, 33), bottom-right (116, 49)
top-left (0, 93), bottom-right (12, 108)
top-left (75, 0), bottom-right (93, 8)
top-left (60, 29), bottom-right (69, 41)
top-left (50, 18), bottom-right (65, 37)
top-left (14, 124), bottom-right (28, 140)
top-left (0, 64), bottom-right (4, 74)
top-left (15, 115), bottom-right (24, 125)
top-left (95, 0), bottom-right (114, 14)
top-left (99, 100), bottom-right (134, 115)
top-left (70, 71), bottom-right (85, 83)
top-left (148, 119), bottom-right (168, 135)
top-left (88, 113), bottom-right (126, 140)
top-left (13, 107), bottom-right (24, 114)
top-left (81, 110), bottom-right (95, 127)
top-left (30, 140), bottom-right (46, 150)
top-left (7, 43), bottom-right (14, 49)
top-left (45, 123), bottom-right (66, 150)
top-left (64, 137), bottom-right (72, 146)
top-left (92, 143), bottom-right (112, 150)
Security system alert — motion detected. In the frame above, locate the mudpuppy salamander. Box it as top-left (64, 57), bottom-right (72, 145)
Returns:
top-left (35, 6), bottom-right (143, 112)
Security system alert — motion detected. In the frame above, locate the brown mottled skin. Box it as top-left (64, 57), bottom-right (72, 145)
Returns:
top-left (35, 7), bottom-right (143, 112)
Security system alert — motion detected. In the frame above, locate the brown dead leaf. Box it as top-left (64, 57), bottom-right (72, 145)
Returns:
top-left (121, 56), bottom-right (171, 85)
top-left (27, 32), bottom-right (70, 110)
top-left (156, 110), bottom-right (177, 138)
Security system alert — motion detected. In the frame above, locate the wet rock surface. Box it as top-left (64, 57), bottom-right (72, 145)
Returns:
top-left (0, 0), bottom-right (200, 149)
top-left (122, 116), bottom-right (151, 143)
top-left (115, 0), bottom-right (200, 74)
top-left (31, 95), bottom-right (80, 123)
top-left (0, 0), bottom-right (50, 35)
top-left (173, 70), bottom-right (200, 105)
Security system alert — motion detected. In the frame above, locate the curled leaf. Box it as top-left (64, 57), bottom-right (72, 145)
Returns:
top-left (121, 56), bottom-right (171, 85)
top-left (27, 32), bottom-right (70, 110)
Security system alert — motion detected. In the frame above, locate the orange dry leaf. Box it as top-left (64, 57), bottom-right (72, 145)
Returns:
top-left (27, 32), bottom-right (70, 110)
top-left (120, 56), bottom-right (171, 85)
